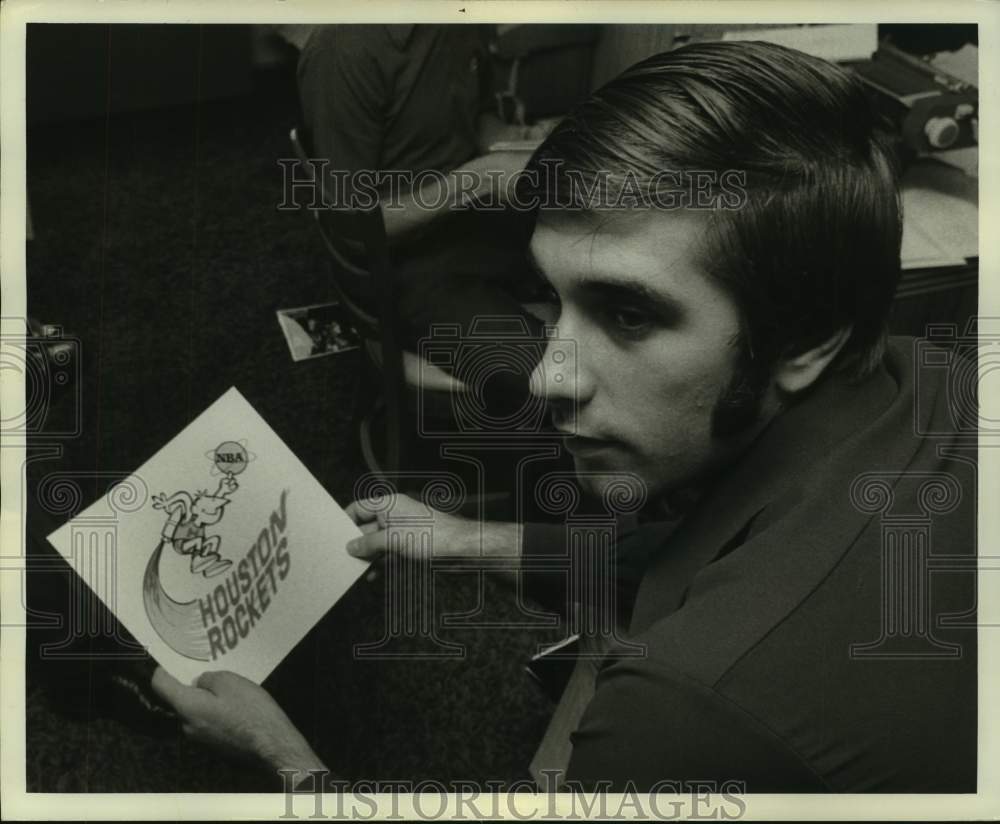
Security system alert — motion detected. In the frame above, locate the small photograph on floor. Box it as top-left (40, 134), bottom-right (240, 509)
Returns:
top-left (276, 301), bottom-right (360, 361)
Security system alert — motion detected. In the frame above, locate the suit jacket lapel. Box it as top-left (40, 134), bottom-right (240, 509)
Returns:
top-left (628, 355), bottom-right (901, 636)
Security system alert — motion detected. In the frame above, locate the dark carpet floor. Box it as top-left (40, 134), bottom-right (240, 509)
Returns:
top-left (23, 71), bottom-right (564, 791)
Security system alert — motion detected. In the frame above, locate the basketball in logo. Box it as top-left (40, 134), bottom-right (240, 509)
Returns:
top-left (213, 441), bottom-right (248, 475)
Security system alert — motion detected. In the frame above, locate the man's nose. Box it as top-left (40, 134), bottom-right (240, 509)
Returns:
top-left (529, 333), bottom-right (579, 405)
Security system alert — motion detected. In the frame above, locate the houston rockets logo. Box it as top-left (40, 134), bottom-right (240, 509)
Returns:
top-left (143, 441), bottom-right (253, 661)
top-left (143, 441), bottom-right (293, 662)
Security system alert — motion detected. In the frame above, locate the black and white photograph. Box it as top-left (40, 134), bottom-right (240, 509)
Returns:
top-left (1, 2), bottom-right (996, 820)
top-left (277, 302), bottom-right (362, 361)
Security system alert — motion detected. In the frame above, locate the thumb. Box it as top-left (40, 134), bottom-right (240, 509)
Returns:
top-left (151, 666), bottom-right (203, 714)
top-left (346, 529), bottom-right (386, 560)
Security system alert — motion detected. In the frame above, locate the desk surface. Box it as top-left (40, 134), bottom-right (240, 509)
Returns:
top-left (901, 158), bottom-right (977, 270)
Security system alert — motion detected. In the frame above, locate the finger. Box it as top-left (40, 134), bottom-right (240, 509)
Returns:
top-left (194, 669), bottom-right (231, 694)
top-left (344, 498), bottom-right (387, 526)
top-left (365, 567), bottom-right (381, 584)
top-left (346, 529), bottom-right (387, 560)
top-left (359, 521), bottom-right (381, 536)
top-left (151, 666), bottom-right (204, 714)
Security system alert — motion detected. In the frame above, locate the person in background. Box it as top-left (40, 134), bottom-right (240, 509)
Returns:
top-left (293, 24), bottom-right (556, 410)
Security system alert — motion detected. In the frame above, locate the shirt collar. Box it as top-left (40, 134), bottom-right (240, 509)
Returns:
top-left (627, 344), bottom-right (904, 632)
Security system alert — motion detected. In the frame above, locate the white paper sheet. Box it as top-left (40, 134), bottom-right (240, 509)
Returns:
top-left (901, 159), bottom-right (978, 269)
top-left (721, 24), bottom-right (878, 62)
top-left (46, 387), bottom-right (367, 684)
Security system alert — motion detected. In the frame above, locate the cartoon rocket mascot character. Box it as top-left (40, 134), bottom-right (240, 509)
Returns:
top-left (151, 475), bottom-right (238, 579)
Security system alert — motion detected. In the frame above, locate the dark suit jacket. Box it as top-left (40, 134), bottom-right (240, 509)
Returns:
top-left (523, 337), bottom-right (976, 792)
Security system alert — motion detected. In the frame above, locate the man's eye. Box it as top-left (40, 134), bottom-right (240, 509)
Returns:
top-left (609, 307), bottom-right (652, 335)
top-left (526, 285), bottom-right (561, 324)
top-left (541, 284), bottom-right (561, 305)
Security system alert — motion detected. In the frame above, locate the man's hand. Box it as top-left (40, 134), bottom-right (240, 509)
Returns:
top-left (151, 668), bottom-right (325, 774)
top-left (476, 113), bottom-right (562, 153)
top-left (451, 150), bottom-right (538, 209)
top-left (344, 493), bottom-right (522, 581)
top-left (521, 116), bottom-right (562, 142)
top-left (344, 493), bottom-right (480, 562)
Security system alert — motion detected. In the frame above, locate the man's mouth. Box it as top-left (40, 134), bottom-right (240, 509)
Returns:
top-left (558, 431), bottom-right (619, 455)
top-left (550, 412), bottom-right (620, 454)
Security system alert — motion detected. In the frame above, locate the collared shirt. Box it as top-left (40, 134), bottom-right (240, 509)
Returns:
top-left (298, 25), bottom-right (487, 179)
top-left (522, 338), bottom-right (976, 792)
top-left (296, 24), bottom-right (535, 331)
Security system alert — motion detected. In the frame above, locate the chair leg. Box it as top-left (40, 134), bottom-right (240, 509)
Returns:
top-left (357, 399), bottom-right (412, 479)
top-left (351, 350), bottom-right (378, 429)
top-left (358, 401), bottom-right (386, 478)
top-left (350, 372), bottom-right (370, 432)
top-left (353, 344), bottom-right (411, 476)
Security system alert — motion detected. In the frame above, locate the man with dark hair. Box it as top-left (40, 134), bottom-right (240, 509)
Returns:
top-left (153, 41), bottom-right (975, 792)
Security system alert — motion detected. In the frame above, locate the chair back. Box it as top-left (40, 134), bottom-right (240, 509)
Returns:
top-left (288, 126), bottom-right (406, 472)
top-left (288, 128), bottom-right (382, 330)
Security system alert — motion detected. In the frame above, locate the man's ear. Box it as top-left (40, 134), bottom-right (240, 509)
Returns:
top-left (773, 327), bottom-right (852, 394)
